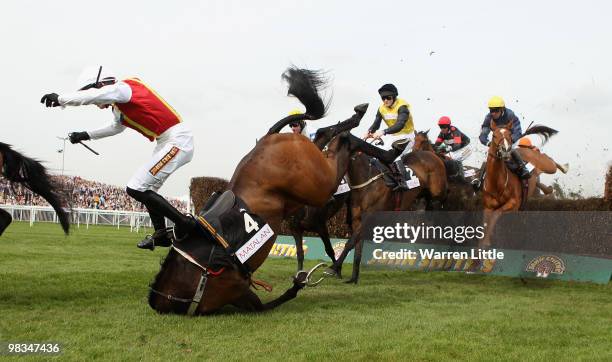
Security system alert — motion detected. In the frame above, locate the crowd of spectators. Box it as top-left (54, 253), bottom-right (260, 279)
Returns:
top-left (0, 175), bottom-right (187, 212)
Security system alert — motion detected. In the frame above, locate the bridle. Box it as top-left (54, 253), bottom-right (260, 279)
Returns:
top-left (149, 242), bottom-right (218, 316)
top-left (489, 128), bottom-right (512, 160)
top-left (149, 235), bottom-right (330, 316)
top-left (484, 129), bottom-right (512, 195)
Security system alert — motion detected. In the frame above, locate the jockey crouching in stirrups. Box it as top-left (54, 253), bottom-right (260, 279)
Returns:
top-left (434, 116), bottom-right (471, 181)
top-left (365, 84), bottom-right (415, 191)
top-left (472, 96), bottom-right (531, 191)
top-left (41, 66), bottom-right (196, 250)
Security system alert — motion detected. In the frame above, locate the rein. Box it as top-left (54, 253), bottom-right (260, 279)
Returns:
top-left (349, 173), bottom-right (385, 189)
top-left (483, 142), bottom-right (510, 198)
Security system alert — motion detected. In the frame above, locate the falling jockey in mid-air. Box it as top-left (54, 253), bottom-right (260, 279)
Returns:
top-left (41, 66), bottom-right (196, 250)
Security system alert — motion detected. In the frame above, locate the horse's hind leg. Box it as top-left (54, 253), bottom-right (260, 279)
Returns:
top-left (327, 232), bottom-right (358, 279)
top-left (289, 219), bottom-right (306, 271)
top-left (537, 181), bottom-right (553, 195)
top-left (0, 208), bottom-right (13, 236)
top-left (316, 223), bottom-right (337, 265)
top-left (345, 233), bottom-right (363, 284)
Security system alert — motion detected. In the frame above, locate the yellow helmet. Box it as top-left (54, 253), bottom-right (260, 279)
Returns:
top-left (488, 96), bottom-right (505, 108)
top-left (288, 109), bottom-right (303, 116)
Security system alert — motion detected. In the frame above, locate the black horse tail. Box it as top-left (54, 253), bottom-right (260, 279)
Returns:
top-left (521, 124), bottom-right (558, 142)
top-left (0, 142), bottom-right (70, 234)
top-left (267, 66), bottom-right (330, 135)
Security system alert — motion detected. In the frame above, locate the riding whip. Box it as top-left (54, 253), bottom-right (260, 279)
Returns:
top-left (68, 133), bottom-right (100, 155)
top-left (78, 141), bottom-right (100, 156)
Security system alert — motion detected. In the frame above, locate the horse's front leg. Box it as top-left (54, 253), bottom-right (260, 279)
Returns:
top-left (233, 278), bottom-right (306, 312)
top-left (481, 209), bottom-right (502, 248)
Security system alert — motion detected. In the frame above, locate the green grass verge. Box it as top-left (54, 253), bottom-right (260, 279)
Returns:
top-left (0, 222), bottom-right (610, 361)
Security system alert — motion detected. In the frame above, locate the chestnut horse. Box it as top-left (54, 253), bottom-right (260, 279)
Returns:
top-left (0, 142), bottom-right (70, 235)
top-left (480, 122), bottom-right (558, 247)
top-left (148, 68), bottom-right (394, 315)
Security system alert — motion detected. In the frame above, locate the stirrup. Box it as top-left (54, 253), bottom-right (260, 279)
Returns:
top-left (138, 227), bottom-right (173, 250)
top-left (392, 182), bottom-right (409, 192)
top-left (172, 214), bottom-right (197, 242)
top-left (471, 179), bottom-right (482, 192)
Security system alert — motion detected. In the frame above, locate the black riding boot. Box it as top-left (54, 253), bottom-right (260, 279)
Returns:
top-left (137, 207), bottom-right (172, 250)
top-left (127, 188), bottom-right (197, 250)
top-left (508, 149), bottom-right (531, 179)
top-left (392, 159), bottom-right (409, 191)
top-left (453, 160), bottom-right (466, 183)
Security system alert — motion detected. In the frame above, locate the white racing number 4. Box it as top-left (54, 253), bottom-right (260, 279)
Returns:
top-left (243, 212), bottom-right (260, 234)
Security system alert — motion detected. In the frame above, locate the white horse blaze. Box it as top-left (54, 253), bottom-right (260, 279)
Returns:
top-left (500, 129), bottom-right (509, 150)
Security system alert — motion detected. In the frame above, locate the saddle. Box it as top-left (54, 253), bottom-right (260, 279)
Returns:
top-left (190, 190), bottom-right (275, 275)
top-left (369, 155), bottom-right (420, 191)
top-left (369, 157), bottom-right (398, 189)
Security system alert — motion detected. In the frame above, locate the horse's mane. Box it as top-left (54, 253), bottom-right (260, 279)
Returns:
top-left (0, 142), bottom-right (70, 234)
top-left (521, 124), bottom-right (558, 142)
top-left (267, 66), bottom-right (330, 135)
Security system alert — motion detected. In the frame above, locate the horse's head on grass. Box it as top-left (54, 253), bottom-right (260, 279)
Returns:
top-left (148, 247), bottom-right (205, 315)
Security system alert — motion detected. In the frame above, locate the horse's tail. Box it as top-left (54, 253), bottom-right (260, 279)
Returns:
top-left (0, 142), bottom-right (70, 234)
top-left (521, 125), bottom-right (558, 143)
top-left (267, 66), bottom-right (330, 135)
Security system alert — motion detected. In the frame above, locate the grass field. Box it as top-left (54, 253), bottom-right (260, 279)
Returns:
top-left (0, 222), bottom-right (611, 361)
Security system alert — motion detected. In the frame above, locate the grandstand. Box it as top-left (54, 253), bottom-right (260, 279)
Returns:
top-left (0, 175), bottom-right (187, 212)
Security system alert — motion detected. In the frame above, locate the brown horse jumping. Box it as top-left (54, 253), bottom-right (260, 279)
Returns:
top-left (0, 142), bottom-right (70, 235)
top-left (328, 145), bottom-right (448, 283)
top-left (148, 68), bottom-right (394, 314)
top-left (480, 122), bottom-right (558, 247)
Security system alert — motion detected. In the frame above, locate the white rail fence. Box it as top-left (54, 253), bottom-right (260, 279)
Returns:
top-left (1, 204), bottom-right (156, 232)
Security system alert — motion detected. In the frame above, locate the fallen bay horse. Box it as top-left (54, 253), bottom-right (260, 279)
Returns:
top-left (0, 142), bottom-right (70, 235)
top-left (480, 122), bottom-right (558, 247)
top-left (148, 67), bottom-right (395, 315)
top-left (329, 145), bottom-right (448, 283)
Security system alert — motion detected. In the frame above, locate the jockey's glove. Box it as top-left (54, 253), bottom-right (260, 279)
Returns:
top-left (40, 93), bottom-right (61, 107)
top-left (69, 132), bottom-right (90, 144)
top-left (479, 134), bottom-right (488, 146)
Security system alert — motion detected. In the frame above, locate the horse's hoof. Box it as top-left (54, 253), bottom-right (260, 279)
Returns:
top-left (324, 267), bottom-right (341, 279)
top-left (354, 103), bottom-right (369, 115)
top-left (344, 278), bottom-right (358, 284)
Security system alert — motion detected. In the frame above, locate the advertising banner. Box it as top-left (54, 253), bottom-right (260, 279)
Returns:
top-left (270, 212), bottom-right (612, 284)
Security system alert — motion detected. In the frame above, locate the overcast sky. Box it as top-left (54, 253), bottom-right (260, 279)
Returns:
top-left (1, 0), bottom-right (610, 199)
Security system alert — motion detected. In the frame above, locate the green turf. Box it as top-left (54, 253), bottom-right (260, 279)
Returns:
top-left (0, 222), bottom-right (610, 361)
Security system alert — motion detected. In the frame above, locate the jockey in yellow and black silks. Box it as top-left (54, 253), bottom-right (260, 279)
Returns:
top-left (365, 83), bottom-right (415, 191)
